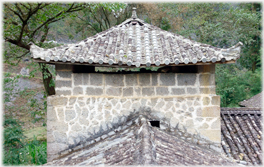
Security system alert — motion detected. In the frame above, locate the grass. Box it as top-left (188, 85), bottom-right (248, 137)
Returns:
top-left (4, 138), bottom-right (47, 165)
top-left (3, 69), bottom-right (47, 165)
top-left (3, 58), bottom-right (49, 166)
top-left (3, 116), bottom-right (47, 165)
top-left (24, 127), bottom-right (47, 141)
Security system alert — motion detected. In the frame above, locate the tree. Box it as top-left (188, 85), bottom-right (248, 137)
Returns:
top-left (215, 64), bottom-right (261, 107)
top-left (4, 3), bottom-right (129, 95)
top-left (134, 3), bottom-right (188, 31)
top-left (58, 2), bottom-right (129, 40)
top-left (4, 2), bottom-right (85, 95)
top-left (236, 3), bottom-right (261, 72)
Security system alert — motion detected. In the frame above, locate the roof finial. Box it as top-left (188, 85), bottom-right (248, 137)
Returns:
top-left (132, 7), bottom-right (137, 19)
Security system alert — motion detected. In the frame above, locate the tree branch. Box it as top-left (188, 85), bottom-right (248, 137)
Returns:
top-left (30, 13), bottom-right (62, 38)
top-left (30, 3), bottom-right (83, 39)
top-left (76, 15), bottom-right (100, 33)
top-left (17, 4), bottom-right (43, 43)
top-left (15, 3), bottom-right (24, 17)
top-left (87, 6), bottom-right (106, 30)
top-left (49, 17), bottom-right (64, 24)
top-left (87, 22), bottom-right (101, 33)
top-left (4, 20), bottom-right (19, 25)
top-left (25, 3), bottom-right (41, 23)
top-left (101, 10), bottom-right (108, 29)
top-left (68, 8), bottom-right (84, 13)
top-left (39, 3), bottom-right (50, 9)
top-left (18, 22), bottom-right (26, 42)
top-left (5, 4), bottom-right (27, 45)
top-left (77, 15), bottom-right (86, 22)
top-left (40, 24), bottom-right (49, 44)
top-left (15, 50), bottom-right (30, 59)
top-left (5, 4), bottom-right (24, 22)
top-left (28, 3), bottom-right (32, 12)
top-left (102, 7), bottom-right (111, 29)
top-left (19, 3), bottom-right (29, 10)
top-left (4, 49), bottom-right (29, 64)
top-left (5, 38), bottom-right (30, 50)
top-left (5, 3), bottom-right (84, 53)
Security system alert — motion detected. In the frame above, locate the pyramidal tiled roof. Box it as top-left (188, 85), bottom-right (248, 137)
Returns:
top-left (30, 8), bottom-right (243, 68)
top-left (44, 115), bottom-right (235, 166)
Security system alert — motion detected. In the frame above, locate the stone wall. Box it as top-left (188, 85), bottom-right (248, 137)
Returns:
top-left (47, 64), bottom-right (221, 161)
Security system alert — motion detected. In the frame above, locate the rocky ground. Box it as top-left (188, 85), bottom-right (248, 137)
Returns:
top-left (4, 59), bottom-right (48, 141)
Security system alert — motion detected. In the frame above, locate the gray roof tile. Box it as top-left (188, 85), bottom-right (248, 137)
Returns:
top-left (30, 17), bottom-right (243, 67)
top-left (44, 109), bottom-right (262, 166)
top-left (44, 114), bottom-right (236, 166)
top-left (239, 92), bottom-right (262, 108)
top-left (221, 108), bottom-right (262, 165)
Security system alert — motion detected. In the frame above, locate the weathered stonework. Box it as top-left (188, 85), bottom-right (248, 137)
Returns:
top-left (49, 64), bottom-right (221, 161)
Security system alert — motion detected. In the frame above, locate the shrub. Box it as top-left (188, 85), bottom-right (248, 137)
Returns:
top-left (4, 116), bottom-right (25, 148)
top-left (3, 116), bottom-right (47, 165)
top-left (216, 64), bottom-right (261, 107)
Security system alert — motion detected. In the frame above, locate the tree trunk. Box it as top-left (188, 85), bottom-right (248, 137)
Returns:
top-left (39, 63), bottom-right (55, 96)
top-left (252, 61), bottom-right (256, 73)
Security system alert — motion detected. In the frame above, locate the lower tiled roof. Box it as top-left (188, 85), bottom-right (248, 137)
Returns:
top-left (221, 107), bottom-right (262, 165)
top-left (44, 108), bottom-right (262, 166)
top-left (239, 92), bottom-right (262, 108)
top-left (152, 127), bottom-right (233, 165)
top-left (45, 114), bottom-right (235, 166)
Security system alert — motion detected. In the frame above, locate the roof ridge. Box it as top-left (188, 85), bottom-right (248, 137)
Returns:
top-left (54, 114), bottom-right (140, 160)
top-left (221, 108), bottom-right (262, 115)
top-left (45, 112), bottom-right (240, 166)
top-left (221, 107), bottom-right (262, 110)
top-left (131, 7), bottom-right (137, 19)
top-left (134, 115), bottom-right (157, 165)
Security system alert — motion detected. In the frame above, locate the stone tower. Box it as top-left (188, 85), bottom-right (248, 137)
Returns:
top-left (30, 8), bottom-right (242, 161)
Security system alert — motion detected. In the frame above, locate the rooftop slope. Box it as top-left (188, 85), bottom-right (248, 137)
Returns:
top-left (239, 92), bottom-right (262, 108)
top-left (45, 115), bottom-right (235, 166)
top-left (221, 108), bottom-right (262, 165)
top-left (30, 17), bottom-right (242, 67)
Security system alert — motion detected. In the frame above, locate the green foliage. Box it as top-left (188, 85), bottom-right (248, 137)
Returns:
top-left (28, 97), bottom-right (46, 123)
top-left (4, 3), bottom-right (84, 47)
top-left (177, 3), bottom-right (261, 72)
top-left (4, 116), bottom-right (25, 148)
top-left (4, 136), bottom-right (47, 165)
top-left (160, 17), bottom-right (171, 31)
top-left (3, 97), bottom-right (47, 165)
top-left (3, 71), bottom-right (47, 165)
top-left (4, 3), bottom-right (85, 96)
top-left (144, 3), bottom-right (261, 72)
top-left (26, 137), bottom-right (47, 165)
top-left (216, 64), bottom-right (262, 107)
top-left (49, 2), bottom-right (128, 41)
top-left (28, 62), bottom-right (41, 79)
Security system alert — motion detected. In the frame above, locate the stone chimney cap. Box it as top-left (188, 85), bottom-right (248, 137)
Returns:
top-left (132, 7), bottom-right (137, 19)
